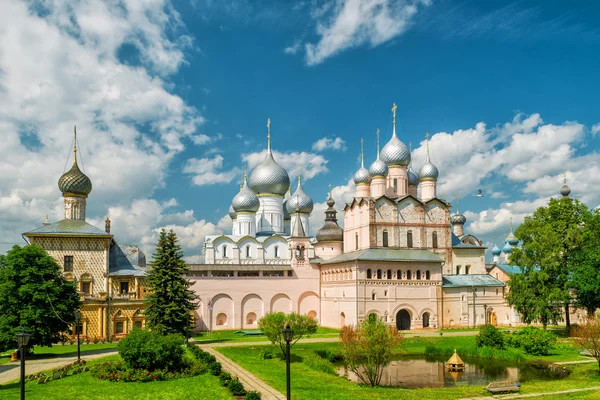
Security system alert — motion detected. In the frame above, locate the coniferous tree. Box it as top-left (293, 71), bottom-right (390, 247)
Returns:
top-left (0, 245), bottom-right (81, 352)
top-left (145, 230), bottom-right (197, 336)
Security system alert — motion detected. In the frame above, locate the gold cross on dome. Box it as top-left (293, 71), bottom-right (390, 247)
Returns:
top-left (563, 171), bottom-right (567, 183)
top-left (391, 103), bottom-right (397, 124)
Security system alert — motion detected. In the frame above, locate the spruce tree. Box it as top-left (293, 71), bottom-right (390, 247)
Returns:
top-left (145, 230), bottom-right (197, 336)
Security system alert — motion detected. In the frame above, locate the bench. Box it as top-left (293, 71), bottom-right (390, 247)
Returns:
top-left (486, 381), bottom-right (521, 394)
top-left (37, 374), bottom-right (49, 384)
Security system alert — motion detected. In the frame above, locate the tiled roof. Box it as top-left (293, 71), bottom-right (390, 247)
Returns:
top-left (24, 219), bottom-right (111, 237)
top-left (318, 248), bottom-right (444, 265)
top-left (496, 264), bottom-right (523, 275)
top-left (442, 274), bottom-right (505, 287)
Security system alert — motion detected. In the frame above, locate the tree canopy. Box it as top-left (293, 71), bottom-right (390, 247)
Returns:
top-left (507, 197), bottom-right (592, 329)
top-left (0, 244), bottom-right (81, 352)
top-left (570, 210), bottom-right (600, 316)
top-left (258, 312), bottom-right (318, 356)
top-left (145, 230), bottom-right (198, 336)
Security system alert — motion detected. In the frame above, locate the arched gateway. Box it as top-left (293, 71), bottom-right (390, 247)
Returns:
top-left (396, 309), bottom-right (411, 330)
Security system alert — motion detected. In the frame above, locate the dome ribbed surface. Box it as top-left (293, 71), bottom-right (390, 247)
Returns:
top-left (286, 179), bottom-right (313, 214)
top-left (491, 244), bottom-right (502, 256)
top-left (506, 232), bottom-right (518, 246)
top-left (353, 166), bottom-right (371, 185)
top-left (419, 159), bottom-right (439, 180)
top-left (450, 213), bottom-right (467, 225)
top-left (316, 192), bottom-right (343, 242)
top-left (369, 157), bottom-right (388, 177)
top-left (502, 242), bottom-right (512, 253)
top-left (560, 184), bottom-right (571, 197)
top-left (232, 177), bottom-right (260, 213)
top-left (58, 162), bottom-right (92, 196)
top-left (380, 132), bottom-right (411, 167)
top-left (249, 152), bottom-right (290, 196)
top-left (228, 204), bottom-right (237, 219)
top-left (408, 167), bottom-right (419, 186)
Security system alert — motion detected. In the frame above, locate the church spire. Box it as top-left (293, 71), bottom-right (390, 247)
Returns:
top-left (360, 138), bottom-right (365, 167)
top-left (267, 118), bottom-right (271, 154)
top-left (73, 125), bottom-right (78, 164)
top-left (392, 102), bottom-right (397, 137)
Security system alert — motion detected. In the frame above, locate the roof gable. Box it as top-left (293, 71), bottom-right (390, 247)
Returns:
top-left (24, 219), bottom-right (111, 237)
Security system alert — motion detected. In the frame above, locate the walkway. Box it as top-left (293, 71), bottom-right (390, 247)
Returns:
top-left (459, 385), bottom-right (600, 400)
top-left (0, 349), bottom-right (117, 385)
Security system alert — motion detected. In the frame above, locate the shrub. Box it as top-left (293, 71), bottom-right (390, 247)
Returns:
top-left (90, 359), bottom-right (206, 383)
top-left (507, 326), bottom-right (557, 355)
top-left (304, 353), bottom-right (336, 375)
top-left (93, 336), bottom-right (99, 345)
top-left (59, 335), bottom-right (67, 345)
top-left (118, 329), bottom-right (185, 372)
top-left (475, 325), bottom-right (505, 349)
top-left (228, 378), bottom-right (246, 396)
top-left (219, 371), bottom-right (232, 386)
top-left (245, 391), bottom-right (261, 400)
top-left (258, 349), bottom-right (274, 360)
top-left (69, 337), bottom-right (75, 345)
top-left (208, 361), bottom-right (222, 376)
top-left (314, 349), bottom-right (343, 362)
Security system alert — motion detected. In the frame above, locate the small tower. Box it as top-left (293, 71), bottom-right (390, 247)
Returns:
top-left (380, 103), bottom-right (410, 197)
top-left (491, 243), bottom-right (502, 264)
top-left (315, 186), bottom-right (344, 260)
top-left (58, 126), bottom-right (92, 221)
top-left (232, 173), bottom-right (259, 236)
top-left (289, 196), bottom-right (311, 268)
top-left (368, 129), bottom-right (388, 198)
top-left (560, 172), bottom-right (571, 197)
top-left (419, 133), bottom-right (438, 202)
top-left (286, 175), bottom-right (313, 234)
top-left (354, 138), bottom-right (371, 197)
top-left (450, 195), bottom-right (467, 236)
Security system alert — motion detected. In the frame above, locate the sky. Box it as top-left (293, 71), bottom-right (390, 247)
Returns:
top-left (1, 0), bottom-right (599, 262)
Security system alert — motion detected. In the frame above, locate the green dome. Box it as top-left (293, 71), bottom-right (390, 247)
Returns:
top-left (58, 162), bottom-right (92, 196)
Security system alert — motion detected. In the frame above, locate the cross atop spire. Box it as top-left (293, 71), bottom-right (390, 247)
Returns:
top-left (267, 118), bottom-right (271, 153)
top-left (510, 216), bottom-right (513, 231)
top-left (360, 138), bottom-right (364, 167)
top-left (73, 125), bottom-right (78, 164)
top-left (455, 194), bottom-right (460, 213)
top-left (425, 132), bottom-right (430, 157)
top-left (298, 174), bottom-right (302, 185)
top-left (376, 129), bottom-right (380, 155)
top-left (563, 171), bottom-right (567, 183)
top-left (392, 103), bottom-right (397, 125)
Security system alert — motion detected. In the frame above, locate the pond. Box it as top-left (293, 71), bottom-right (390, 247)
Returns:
top-left (336, 355), bottom-right (569, 388)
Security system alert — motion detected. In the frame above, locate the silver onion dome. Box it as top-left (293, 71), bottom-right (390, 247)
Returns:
top-left (407, 166), bottom-right (419, 187)
top-left (450, 212), bottom-right (467, 225)
top-left (491, 244), bottom-right (502, 256)
top-left (354, 166), bottom-right (371, 185)
top-left (369, 158), bottom-right (388, 177)
top-left (419, 159), bottom-right (439, 181)
top-left (286, 177), bottom-right (313, 214)
top-left (228, 204), bottom-right (237, 219)
top-left (282, 186), bottom-right (291, 221)
top-left (380, 124), bottom-right (411, 167)
top-left (232, 175), bottom-right (260, 213)
top-left (249, 122), bottom-right (290, 196)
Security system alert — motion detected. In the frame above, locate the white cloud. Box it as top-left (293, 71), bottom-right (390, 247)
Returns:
top-left (191, 134), bottom-right (212, 145)
top-left (592, 123), bottom-right (600, 135)
top-left (312, 136), bottom-right (347, 152)
top-left (183, 155), bottom-right (241, 185)
top-left (284, 41), bottom-right (302, 55)
top-left (243, 150), bottom-right (329, 180)
top-left (304, 0), bottom-right (431, 65)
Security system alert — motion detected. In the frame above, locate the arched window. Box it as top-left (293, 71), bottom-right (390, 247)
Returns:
top-left (223, 245), bottom-right (228, 258)
top-left (274, 246), bottom-right (279, 258)
top-left (466, 265), bottom-right (471, 275)
top-left (296, 246), bottom-right (301, 258)
top-left (376, 269), bottom-right (382, 279)
top-left (432, 231), bottom-right (438, 248)
top-left (367, 269), bottom-right (372, 279)
top-left (456, 265), bottom-right (462, 275)
top-left (416, 270), bottom-right (421, 280)
top-left (355, 233), bottom-right (359, 250)
top-left (393, 178), bottom-right (398, 193)
top-left (407, 230), bottom-right (413, 248)
top-left (371, 292), bottom-right (376, 300)
top-left (397, 270), bottom-right (402, 280)
top-left (407, 270), bottom-right (412, 280)
top-left (383, 230), bottom-right (389, 247)
top-left (425, 270), bottom-right (430, 280)
top-left (387, 269), bottom-right (392, 279)
top-left (246, 245), bottom-right (250, 258)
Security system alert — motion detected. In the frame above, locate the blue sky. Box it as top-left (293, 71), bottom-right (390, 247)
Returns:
top-left (0, 0), bottom-right (599, 261)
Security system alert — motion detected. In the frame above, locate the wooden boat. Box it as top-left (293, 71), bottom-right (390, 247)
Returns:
top-left (486, 380), bottom-right (521, 393)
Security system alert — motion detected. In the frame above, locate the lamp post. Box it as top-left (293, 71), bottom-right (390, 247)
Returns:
top-left (483, 304), bottom-right (488, 325)
top-left (75, 311), bottom-right (82, 362)
top-left (282, 324), bottom-right (294, 400)
top-left (16, 330), bottom-right (31, 400)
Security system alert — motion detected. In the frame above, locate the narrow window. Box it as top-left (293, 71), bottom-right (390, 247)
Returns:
top-left (288, 270), bottom-right (293, 277)
top-left (432, 231), bottom-right (438, 248)
top-left (426, 270), bottom-right (430, 280)
top-left (371, 292), bottom-right (376, 300)
top-left (456, 265), bottom-right (461, 275)
top-left (397, 270), bottom-right (402, 280)
top-left (407, 270), bottom-right (412, 280)
top-left (384, 290), bottom-right (388, 297)
top-left (393, 178), bottom-right (398, 192)
top-left (383, 230), bottom-right (389, 247)
top-left (355, 233), bottom-right (359, 250)
top-left (466, 265), bottom-right (471, 275)
top-left (387, 269), bottom-right (392, 279)
top-left (367, 269), bottom-right (372, 279)
top-left (407, 231), bottom-right (413, 248)
top-left (416, 270), bottom-right (421, 280)
top-left (115, 321), bottom-right (124, 335)
top-left (496, 288), bottom-right (499, 295)
top-left (246, 245), bottom-right (250, 258)
top-left (274, 246), bottom-right (279, 258)
top-left (295, 246), bottom-right (301, 259)
top-left (64, 255), bottom-right (73, 272)
top-left (134, 321), bottom-right (142, 330)
top-left (223, 245), bottom-right (228, 258)
top-left (483, 288), bottom-right (486, 295)
top-left (376, 269), bottom-right (382, 279)
top-left (81, 282), bottom-right (91, 294)
top-left (120, 281), bottom-right (129, 294)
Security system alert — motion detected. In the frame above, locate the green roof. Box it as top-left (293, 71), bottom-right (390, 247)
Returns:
top-left (24, 219), bottom-right (111, 237)
top-left (442, 274), bottom-right (505, 288)
top-left (318, 248), bottom-right (444, 265)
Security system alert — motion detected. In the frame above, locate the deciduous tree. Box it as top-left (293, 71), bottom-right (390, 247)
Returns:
top-left (339, 317), bottom-right (403, 387)
top-left (145, 230), bottom-right (198, 336)
top-left (570, 210), bottom-right (600, 316)
top-left (258, 312), bottom-right (317, 356)
top-left (571, 318), bottom-right (600, 371)
top-left (0, 245), bottom-right (81, 352)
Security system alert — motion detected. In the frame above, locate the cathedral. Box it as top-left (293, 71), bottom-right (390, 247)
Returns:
top-left (187, 105), bottom-right (514, 331)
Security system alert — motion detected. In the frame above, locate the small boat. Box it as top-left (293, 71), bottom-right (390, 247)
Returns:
top-left (486, 380), bottom-right (521, 394)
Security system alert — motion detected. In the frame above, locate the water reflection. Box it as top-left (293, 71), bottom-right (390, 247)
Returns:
top-left (336, 356), bottom-right (567, 388)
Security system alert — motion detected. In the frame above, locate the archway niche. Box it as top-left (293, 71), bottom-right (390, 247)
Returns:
top-left (396, 309), bottom-right (411, 330)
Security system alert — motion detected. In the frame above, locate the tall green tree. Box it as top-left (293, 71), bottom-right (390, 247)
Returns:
top-left (570, 210), bottom-right (600, 316)
top-left (145, 230), bottom-right (197, 336)
top-left (507, 197), bottom-right (590, 329)
top-left (0, 245), bottom-right (81, 352)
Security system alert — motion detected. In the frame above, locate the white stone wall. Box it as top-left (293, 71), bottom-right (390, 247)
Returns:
top-left (64, 196), bottom-right (86, 220)
top-left (256, 196), bottom-right (284, 234)
top-left (451, 248), bottom-right (486, 275)
top-left (440, 286), bottom-right (509, 327)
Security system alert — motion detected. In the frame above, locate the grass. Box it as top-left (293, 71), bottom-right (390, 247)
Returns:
top-left (0, 353), bottom-right (234, 400)
top-left (193, 326), bottom-right (340, 344)
top-left (215, 337), bottom-right (600, 400)
top-left (0, 343), bottom-right (118, 365)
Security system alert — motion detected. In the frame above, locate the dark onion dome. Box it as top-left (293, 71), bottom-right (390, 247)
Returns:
top-left (232, 174), bottom-right (260, 213)
top-left (450, 212), bottom-right (467, 225)
top-left (228, 204), bottom-right (237, 220)
top-left (560, 172), bottom-right (571, 197)
top-left (316, 190), bottom-right (343, 242)
top-left (380, 123), bottom-right (411, 167)
top-left (491, 244), bottom-right (502, 256)
top-left (502, 242), bottom-right (512, 254)
top-left (506, 232), bottom-right (518, 246)
top-left (407, 166), bottom-right (419, 187)
top-left (368, 129), bottom-right (388, 177)
top-left (249, 120), bottom-right (290, 196)
top-left (58, 155), bottom-right (92, 197)
top-left (286, 176), bottom-right (313, 214)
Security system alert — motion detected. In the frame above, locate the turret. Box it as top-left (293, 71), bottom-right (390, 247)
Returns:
top-left (58, 126), bottom-right (92, 221)
top-left (418, 133), bottom-right (438, 202)
top-left (450, 196), bottom-right (467, 236)
top-left (380, 103), bottom-right (410, 197)
top-left (353, 138), bottom-right (371, 197)
top-left (315, 187), bottom-right (344, 260)
top-left (368, 129), bottom-right (387, 198)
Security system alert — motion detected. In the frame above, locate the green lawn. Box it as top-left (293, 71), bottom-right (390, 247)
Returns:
top-left (193, 326), bottom-right (340, 344)
top-left (0, 354), bottom-right (234, 400)
top-left (0, 343), bottom-right (118, 365)
top-left (216, 338), bottom-right (600, 400)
